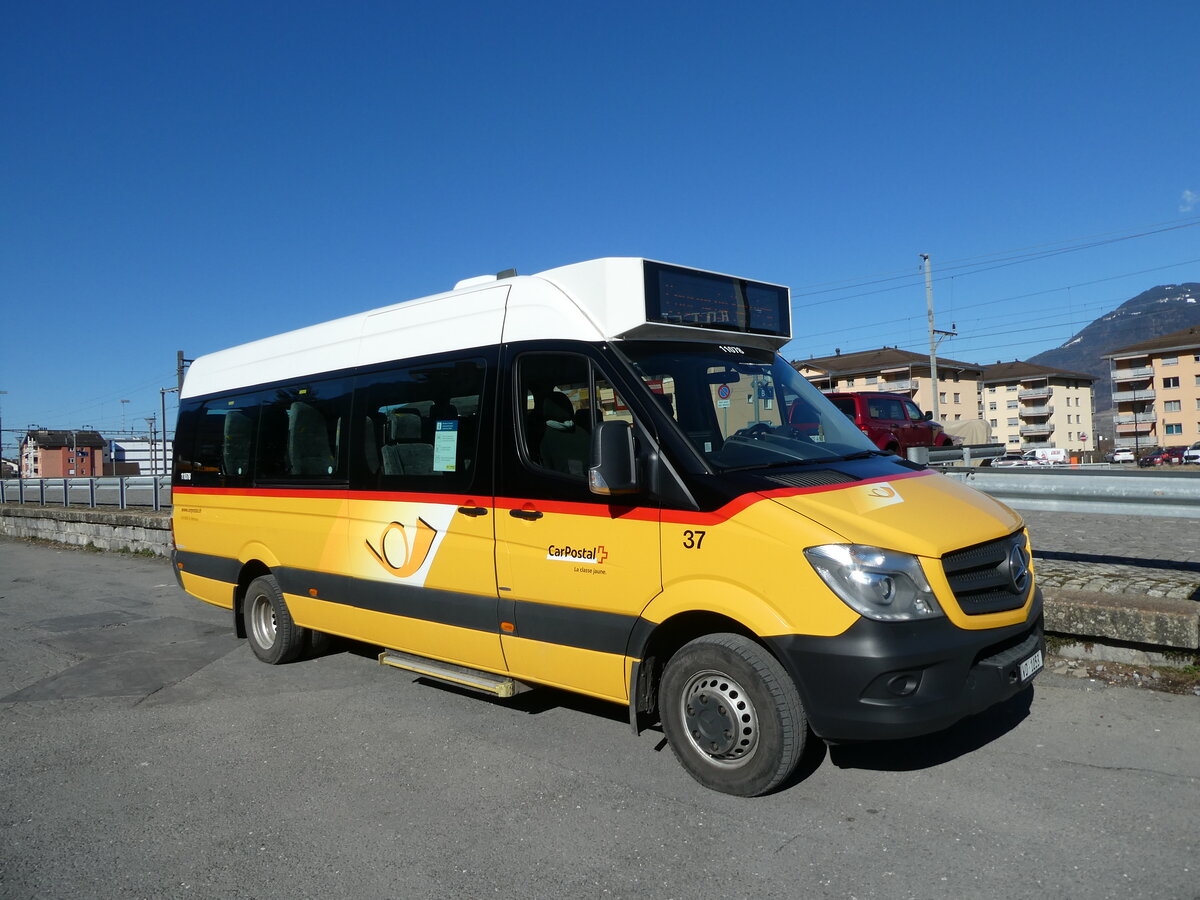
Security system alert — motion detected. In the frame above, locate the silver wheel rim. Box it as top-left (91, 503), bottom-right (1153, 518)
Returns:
top-left (248, 591), bottom-right (277, 649)
top-left (679, 668), bottom-right (759, 768)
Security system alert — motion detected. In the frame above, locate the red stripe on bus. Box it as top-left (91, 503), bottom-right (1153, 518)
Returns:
top-left (174, 469), bottom-right (934, 525)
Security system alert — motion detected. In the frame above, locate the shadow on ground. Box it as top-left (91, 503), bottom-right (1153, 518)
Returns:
top-left (825, 685), bottom-right (1035, 771)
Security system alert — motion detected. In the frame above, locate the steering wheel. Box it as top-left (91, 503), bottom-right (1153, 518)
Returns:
top-left (734, 422), bottom-right (775, 439)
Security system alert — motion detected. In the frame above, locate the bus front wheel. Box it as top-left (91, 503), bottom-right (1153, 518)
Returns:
top-left (243, 575), bottom-right (308, 665)
top-left (659, 633), bottom-right (806, 796)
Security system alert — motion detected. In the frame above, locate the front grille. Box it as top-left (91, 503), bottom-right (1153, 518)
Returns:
top-left (765, 470), bottom-right (858, 489)
top-left (942, 531), bottom-right (1031, 615)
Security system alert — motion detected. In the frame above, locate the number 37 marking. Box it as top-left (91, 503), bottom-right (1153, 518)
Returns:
top-left (682, 530), bottom-right (706, 549)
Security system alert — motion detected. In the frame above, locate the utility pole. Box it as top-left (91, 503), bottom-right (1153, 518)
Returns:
top-left (145, 416), bottom-right (157, 476)
top-left (0, 390), bottom-right (7, 475)
top-left (921, 254), bottom-right (941, 423)
top-left (160, 387), bottom-right (178, 477)
top-left (920, 254), bottom-right (957, 424)
top-left (177, 350), bottom-right (192, 393)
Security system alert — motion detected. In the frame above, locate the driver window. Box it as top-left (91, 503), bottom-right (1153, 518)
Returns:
top-left (517, 353), bottom-right (632, 480)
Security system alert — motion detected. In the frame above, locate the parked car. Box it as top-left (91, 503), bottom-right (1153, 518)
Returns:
top-left (990, 452), bottom-right (1028, 467)
top-left (823, 391), bottom-right (953, 455)
top-left (1138, 448), bottom-right (1184, 467)
top-left (1107, 448), bottom-right (1136, 464)
top-left (1183, 442), bottom-right (1200, 465)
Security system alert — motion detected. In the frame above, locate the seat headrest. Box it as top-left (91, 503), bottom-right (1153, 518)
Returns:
top-left (389, 409), bottom-right (422, 440)
top-left (543, 392), bottom-right (575, 431)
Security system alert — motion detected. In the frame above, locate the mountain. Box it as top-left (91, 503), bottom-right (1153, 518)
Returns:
top-left (1025, 283), bottom-right (1200, 411)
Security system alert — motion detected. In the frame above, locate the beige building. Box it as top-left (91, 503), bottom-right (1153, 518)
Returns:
top-left (793, 347), bottom-right (983, 423)
top-left (1104, 324), bottom-right (1200, 452)
top-left (978, 362), bottom-right (1095, 454)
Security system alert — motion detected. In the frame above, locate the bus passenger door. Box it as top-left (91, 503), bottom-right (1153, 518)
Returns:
top-left (494, 349), bottom-right (661, 702)
top-left (346, 352), bottom-right (506, 672)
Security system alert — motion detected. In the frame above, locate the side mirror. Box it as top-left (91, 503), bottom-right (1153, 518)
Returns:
top-left (588, 421), bottom-right (639, 496)
top-left (922, 410), bottom-right (933, 420)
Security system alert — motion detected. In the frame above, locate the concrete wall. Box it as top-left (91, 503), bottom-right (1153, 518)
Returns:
top-left (0, 505), bottom-right (171, 556)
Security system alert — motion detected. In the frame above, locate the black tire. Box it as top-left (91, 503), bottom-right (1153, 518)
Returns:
top-left (243, 574), bottom-right (308, 665)
top-left (659, 633), bottom-right (806, 796)
top-left (307, 629), bottom-right (334, 658)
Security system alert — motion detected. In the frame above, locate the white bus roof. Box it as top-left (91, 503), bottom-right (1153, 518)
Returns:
top-left (181, 258), bottom-right (791, 399)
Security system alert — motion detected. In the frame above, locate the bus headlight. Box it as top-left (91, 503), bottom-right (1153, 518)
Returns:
top-left (804, 544), bottom-right (943, 621)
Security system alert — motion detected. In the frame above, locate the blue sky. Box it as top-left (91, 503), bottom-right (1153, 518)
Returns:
top-left (3, 1), bottom-right (1198, 453)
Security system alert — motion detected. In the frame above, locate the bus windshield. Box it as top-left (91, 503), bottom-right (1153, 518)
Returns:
top-left (615, 341), bottom-right (881, 470)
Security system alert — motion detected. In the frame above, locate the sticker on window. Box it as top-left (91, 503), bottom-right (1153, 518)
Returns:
top-left (433, 420), bottom-right (458, 472)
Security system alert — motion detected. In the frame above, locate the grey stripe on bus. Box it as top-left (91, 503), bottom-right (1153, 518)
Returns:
top-left (176, 550), bottom-right (638, 656)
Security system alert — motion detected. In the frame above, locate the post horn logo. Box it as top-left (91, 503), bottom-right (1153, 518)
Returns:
top-left (365, 519), bottom-right (437, 577)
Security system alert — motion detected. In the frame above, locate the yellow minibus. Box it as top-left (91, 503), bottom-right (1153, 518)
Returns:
top-left (172, 258), bottom-right (1043, 795)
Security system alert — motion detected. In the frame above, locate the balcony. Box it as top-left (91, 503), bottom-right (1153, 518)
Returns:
top-left (1114, 437), bottom-right (1154, 450)
top-left (1112, 389), bottom-right (1156, 403)
top-left (1021, 404), bottom-right (1053, 417)
top-left (1019, 423), bottom-right (1055, 436)
top-left (1112, 413), bottom-right (1154, 425)
top-left (1018, 386), bottom-right (1053, 400)
top-left (1115, 421), bottom-right (1155, 434)
top-left (882, 379), bottom-right (917, 392)
top-left (1112, 366), bottom-right (1154, 381)
top-left (1021, 440), bottom-right (1053, 449)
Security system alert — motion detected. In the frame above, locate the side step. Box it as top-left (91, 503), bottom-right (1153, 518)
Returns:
top-left (378, 649), bottom-right (527, 698)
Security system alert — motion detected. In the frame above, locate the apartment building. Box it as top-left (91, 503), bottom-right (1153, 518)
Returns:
top-left (20, 430), bottom-right (107, 478)
top-left (978, 362), bottom-right (1095, 454)
top-left (1104, 324), bottom-right (1200, 452)
top-left (793, 347), bottom-right (983, 423)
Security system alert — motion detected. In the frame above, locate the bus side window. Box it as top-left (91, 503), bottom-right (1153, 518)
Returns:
top-left (255, 380), bottom-right (351, 482)
top-left (180, 397), bottom-right (258, 487)
top-left (352, 356), bottom-right (487, 491)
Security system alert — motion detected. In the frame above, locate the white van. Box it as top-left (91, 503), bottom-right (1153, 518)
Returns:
top-left (1021, 448), bottom-right (1067, 466)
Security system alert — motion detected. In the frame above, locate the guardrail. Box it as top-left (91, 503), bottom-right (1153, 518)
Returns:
top-left (5, 468), bottom-right (1198, 519)
top-left (0, 477), bottom-right (172, 511)
top-left (917, 443), bottom-right (1007, 465)
top-left (941, 467), bottom-right (1200, 518)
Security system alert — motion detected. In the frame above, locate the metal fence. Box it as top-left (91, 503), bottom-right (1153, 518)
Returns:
top-left (3, 468), bottom-right (1198, 518)
top-left (941, 467), bottom-right (1200, 518)
top-left (0, 476), bottom-right (172, 511)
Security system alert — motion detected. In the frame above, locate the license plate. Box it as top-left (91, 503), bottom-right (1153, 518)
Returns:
top-left (1019, 649), bottom-right (1044, 682)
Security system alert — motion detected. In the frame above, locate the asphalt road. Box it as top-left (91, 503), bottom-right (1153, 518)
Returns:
top-left (1, 538), bottom-right (1198, 900)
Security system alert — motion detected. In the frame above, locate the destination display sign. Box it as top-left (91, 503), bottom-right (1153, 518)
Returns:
top-left (643, 261), bottom-right (790, 339)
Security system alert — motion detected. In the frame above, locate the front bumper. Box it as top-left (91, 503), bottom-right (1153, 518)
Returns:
top-left (767, 589), bottom-right (1044, 741)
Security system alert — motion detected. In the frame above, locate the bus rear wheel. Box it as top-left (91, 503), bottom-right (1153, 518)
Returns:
top-left (243, 574), bottom-right (308, 665)
top-left (659, 633), bottom-right (806, 796)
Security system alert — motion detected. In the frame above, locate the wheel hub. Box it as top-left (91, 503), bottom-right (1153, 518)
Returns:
top-left (680, 670), bottom-right (758, 765)
top-left (249, 593), bottom-right (277, 647)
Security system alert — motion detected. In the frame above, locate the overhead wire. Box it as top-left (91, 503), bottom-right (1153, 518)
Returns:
top-left (789, 217), bottom-right (1200, 307)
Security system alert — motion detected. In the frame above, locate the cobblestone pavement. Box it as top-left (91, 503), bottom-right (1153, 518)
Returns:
top-left (1020, 509), bottom-right (1200, 602)
top-left (1020, 508), bottom-right (1200, 567)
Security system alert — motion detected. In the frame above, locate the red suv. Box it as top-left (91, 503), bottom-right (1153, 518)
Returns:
top-left (825, 391), bottom-right (953, 455)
